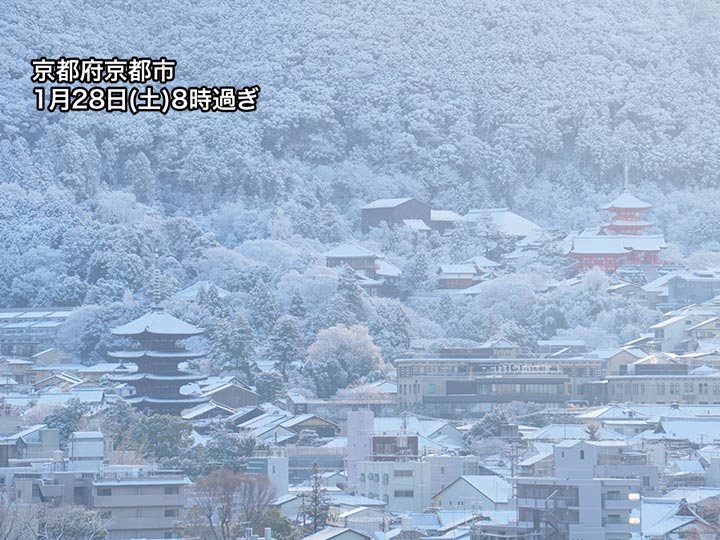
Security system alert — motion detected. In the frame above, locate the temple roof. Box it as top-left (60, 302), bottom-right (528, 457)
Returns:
top-left (602, 191), bottom-right (651, 210)
top-left (107, 372), bottom-right (205, 382)
top-left (112, 309), bottom-right (204, 337)
top-left (107, 350), bottom-right (205, 360)
top-left (324, 243), bottom-right (376, 259)
top-left (569, 235), bottom-right (667, 255)
top-left (125, 395), bottom-right (209, 405)
top-left (603, 220), bottom-right (653, 228)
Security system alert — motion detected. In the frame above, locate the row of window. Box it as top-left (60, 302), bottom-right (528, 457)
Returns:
top-left (610, 381), bottom-right (720, 396)
top-left (360, 470), bottom-right (414, 483)
top-left (98, 509), bottom-right (179, 518)
top-left (96, 486), bottom-right (180, 496)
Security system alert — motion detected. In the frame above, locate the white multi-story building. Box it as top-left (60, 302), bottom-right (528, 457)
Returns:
top-left (354, 459), bottom-right (432, 512)
top-left (515, 440), bottom-right (641, 540)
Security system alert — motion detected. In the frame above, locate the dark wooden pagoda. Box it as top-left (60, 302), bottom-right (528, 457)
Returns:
top-left (107, 307), bottom-right (209, 415)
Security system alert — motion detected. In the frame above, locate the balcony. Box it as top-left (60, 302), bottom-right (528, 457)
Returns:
top-left (516, 497), bottom-right (579, 510)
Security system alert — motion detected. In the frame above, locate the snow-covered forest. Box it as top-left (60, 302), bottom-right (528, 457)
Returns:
top-left (2, 0), bottom-right (720, 394)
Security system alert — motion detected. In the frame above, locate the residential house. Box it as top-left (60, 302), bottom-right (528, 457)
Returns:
top-left (433, 475), bottom-right (513, 513)
top-left (667, 270), bottom-right (720, 307)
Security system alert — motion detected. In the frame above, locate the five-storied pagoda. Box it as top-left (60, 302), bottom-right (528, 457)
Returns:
top-left (107, 274), bottom-right (209, 414)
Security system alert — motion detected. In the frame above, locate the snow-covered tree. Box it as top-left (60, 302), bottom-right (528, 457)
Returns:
top-left (248, 280), bottom-right (281, 333)
top-left (304, 324), bottom-right (381, 397)
top-left (268, 315), bottom-right (303, 381)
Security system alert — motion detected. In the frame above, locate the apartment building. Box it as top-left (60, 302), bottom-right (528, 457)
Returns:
top-left (515, 440), bottom-right (642, 540)
top-left (91, 475), bottom-right (190, 539)
top-left (354, 459), bottom-right (432, 512)
top-left (13, 469), bottom-right (190, 539)
top-left (346, 411), bottom-right (449, 512)
top-left (0, 308), bottom-right (73, 357)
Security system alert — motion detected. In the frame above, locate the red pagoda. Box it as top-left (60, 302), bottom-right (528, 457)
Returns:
top-left (567, 190), bottom-right (666, 273)
top-left (107, 308), bottom-right (209, 415)
top-left (600, 191), bottom-right (653, 235)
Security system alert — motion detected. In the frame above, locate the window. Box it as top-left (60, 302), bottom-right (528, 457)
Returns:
top-left (164, 509), bottom-right (179, 518)
top-left (164, 486), bottom-right (180, 495)
top-left (394, 470), bottom-right (413, 477)
top-left (99, 511), bottom-right (112, 519)
top-left (394, 490), bottom-right (414, 498)
top-left (97, 488), bottom-right (112, 496)
top-left (580, 450), bottom-right (585, 460)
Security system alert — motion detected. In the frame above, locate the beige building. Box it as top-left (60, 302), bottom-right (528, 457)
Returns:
top-left (396, 355), bottom-right (603, 414)
top-left (607, 370), bottom-right (720, 404)
top-left (91, 476), bottom-right (189, 539)
top-left (12, 469), bottom-right (189, 539)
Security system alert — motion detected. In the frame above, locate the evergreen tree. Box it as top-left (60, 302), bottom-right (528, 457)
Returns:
top-left (437, 293), bottom-right (456, 322)
top-left (300, 463), bottom-right (330, 532)
top-left (369, 302), bottom-right (411, 361)
top-left (205, 428), bottom-right (257, 472)
top-left (248, 280), bottom-right (280, 333)
top-left (401, 246), bottom-right (429, 293)
top-left (289, 288), bottom-right (307, 319)
top-left (213, 313), bottom-right (255, 376)
top-left (44, 399), bottom-right (90, 450)
top-left (336, 265), bottom-right (366, 321)
top-left (197, 284), bottom-right (231, 318)
top-left (318, 204), bottom-right (343, 243)
top-left (323, 293), bottom-right (357, 328)
top-left (255, 371), bottom-right (285, 403)
top-left (448, 222), bottom-right (474, 261)
top-left (268, 315), bottom-right (303, 381)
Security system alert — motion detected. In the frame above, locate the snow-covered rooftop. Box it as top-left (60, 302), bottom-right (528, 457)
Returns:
top-left (568, 234), bottom-right (666, 255)
top-left (403, 218), bottom-right (431, 231)
top-left (324, 243), bottom-right (376, 258)
top-left (174, 281), bottom-right (230, 302)
top-left (438, 264), bottom-right (478, 275)
top-left (463, 208), bottom-right (541, 237)
top-left (602, 190), bottom-right (651, 210)
top-left (375, 259), bottom-right (402, 277)
top-left (361, 197), bottom-right (415, 209)
top-left (111, 309), bottom-right (205, 337)
top-left (431, 209), bottom-right (462, 222)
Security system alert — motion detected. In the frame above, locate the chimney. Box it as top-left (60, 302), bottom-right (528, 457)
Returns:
top-left (264, 528), bottom-right (272, 540)
top-left (245, 528), bottom-right (253, 539)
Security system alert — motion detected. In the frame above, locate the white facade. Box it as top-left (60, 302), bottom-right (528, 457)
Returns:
top-left (433, 475), bottom-right (513, 513)
top-left (515, 441), bottom-right (641, 540)
top-left (354, 460), bottom-right (432, 512)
